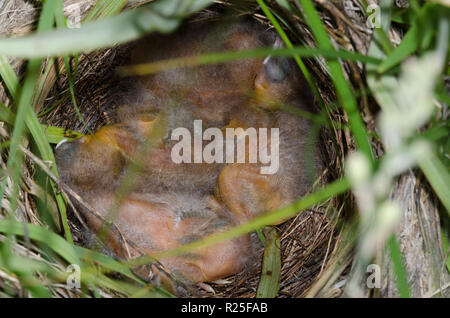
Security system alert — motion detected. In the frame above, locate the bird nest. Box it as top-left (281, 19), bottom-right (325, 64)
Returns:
top-left (0, 0), bottom-right (383, 298)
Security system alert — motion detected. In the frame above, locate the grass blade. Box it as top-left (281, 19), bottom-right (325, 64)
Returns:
top-left (0, 219), bottom-right (80, 265)
top-left (0, 0), bottom-right (73, 243)
top-left (418, 152), bottom-right (450, 214)
top-left (442, 231), bottom-right (450, 273)
top-left (388, 235), bottom-right (411, 298)
top-left (0, 0), bottom-right (214, 59)
top-left (377, 3), bottom-right (435, 73)
top-left (0, 102), bottom-right (82, 143)
top-left (43, 125), bottom-right (83, 144)
top-left (256, 227), bottom-right (281, 298)
top-left (119, 46), bottom-right (381, 76)
top-left (0, 56), bottom-right (19, 99)
top-left (0, 219), bottom-right (172, 297)
top-left (0, 101), bottom-right (15, 125)
top-left (83, 0), bottom-right (128, 22)
top-left (298, 0), bottom-right (375, 164)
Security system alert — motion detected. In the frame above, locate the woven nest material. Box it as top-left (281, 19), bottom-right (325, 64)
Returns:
top-left (0, 0), bottom-right (394, 298)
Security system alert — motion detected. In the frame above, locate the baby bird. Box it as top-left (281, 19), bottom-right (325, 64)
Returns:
top-left (55, 115), bottom-right (251, 284)
top-left (217, 48), bottom-right (319, 224)
top-left (55, 18), bottom-right (319, 287)
top-left (83, 191), bottom-right (251, 283)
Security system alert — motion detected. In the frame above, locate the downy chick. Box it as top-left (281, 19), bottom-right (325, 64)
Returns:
top-left (55, 18), bottom-right (320, 285)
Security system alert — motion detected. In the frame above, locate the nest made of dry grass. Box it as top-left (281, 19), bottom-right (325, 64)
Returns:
top-left (0, 0), bottom-right (391, 298)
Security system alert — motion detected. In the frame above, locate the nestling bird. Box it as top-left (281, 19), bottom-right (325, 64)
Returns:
top-left (55, 18), bottom-right (320, 287)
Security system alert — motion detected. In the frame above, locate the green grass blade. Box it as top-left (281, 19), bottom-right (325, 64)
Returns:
top-left (378, 22), bottom-right (420, 74)
top-left (38, 0), bottom-right (58, 30)
top-left (83, 0), bottom-right (128, 22)
top-left (298, 0), bottom-right (375, 164)
top-left (0, 219), bottom-right (170, 296)
top-left (73, 246), bottom-right (144, 283)
top-left (0, 0), bottom-right (214, 59)
top-left (119, 46), bottom-right (381, 76)
top-left (442, 231), bottom-right (450, 273)
top-left (0, 102), bottom-right (82, 143)
top-left (0, 252), bottom-right (55, 297)
top-left (0, 0), bottom-right (73, 243)
top-left (0, 56), bottom-right (19, 99)
top-left (28, 0), bottom-right (73, 243)
top-left (3, 59), bottom-right (41, 217)
top-left (0, 101), bottom-right (16, 125)
top-left (0, 219), bottom-right (80, 265)
top-left (24, 109), bottom-right (73, 244)
top-left (388, 235), bottom-right (411, 298)
top-left (43, 125), bottom-right (83, 144)
top-left (377, 3), bottom-right (435, 74)
top-left (37, 91), bottom-right (69, 117)
top-left (256, 227), bottom-right (281, 298)
top-left (418, 152), bottom-right (450, 214)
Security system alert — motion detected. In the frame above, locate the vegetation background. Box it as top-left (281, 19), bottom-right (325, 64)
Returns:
top-left (0, 0), bottom-right (448, 298)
